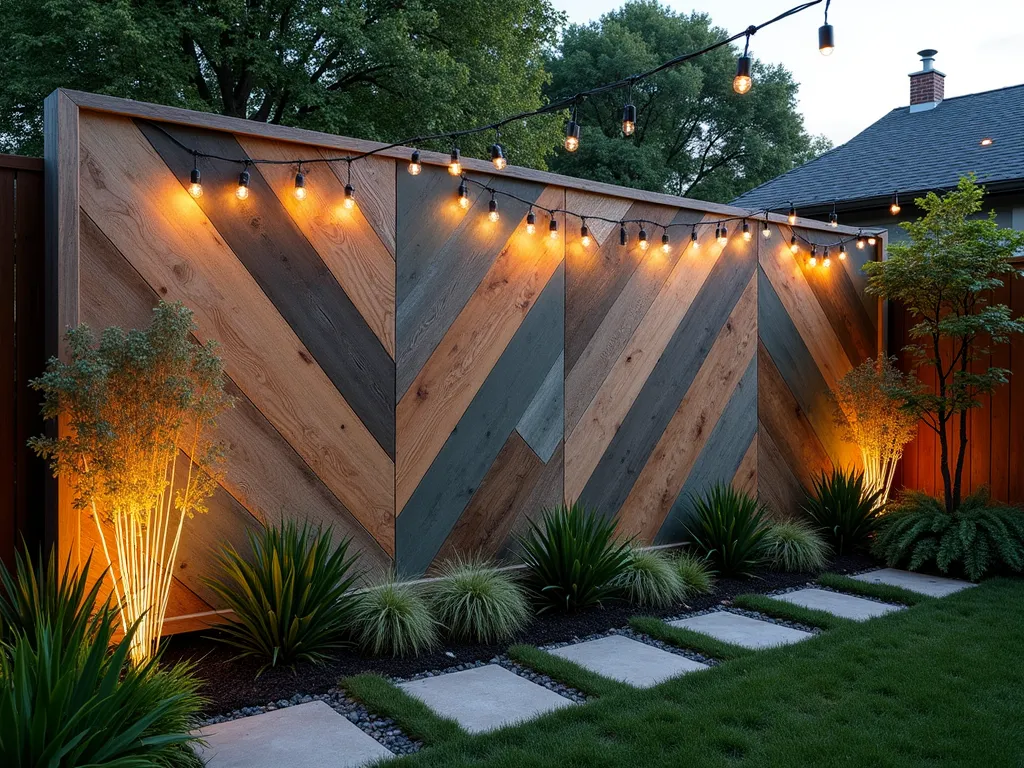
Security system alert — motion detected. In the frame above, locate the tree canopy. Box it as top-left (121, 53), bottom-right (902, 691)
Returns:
top-left (544, 0), bottom-right (828, 202)
top-left (0, 0), bottom-right (563, 164)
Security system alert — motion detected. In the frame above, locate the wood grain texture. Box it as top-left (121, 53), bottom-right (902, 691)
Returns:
top-left (396, 167), bottom-right (550, 397)
top-left (757, 424), bottom-right (805, 518)
top-left (732, 435), bottom-right (758, 497)
top-left (396, 195), bottom-right (564, 513)
top-left (0, 169), bottom-right (14, 564)
top-left (617, 273), bottom-right (757, 542)
top-left (396, 264), bottom-right (564, 576)
top-left (236, 136), bottom-right (396, 357)
top-left (79, 210), bottom-right (392, 572)
top-left (136, 120), bottom-right (396, 457)
top-left (657, 355), bottom-right (758, 544)
top-left (77, 112), bottom-right (395, 554)
top-left (564, 190), bottom-right (633, 247)
top-left (515, 352), bottom-right (564, 465)
top-left (337, 152), bottom-right (397, 258)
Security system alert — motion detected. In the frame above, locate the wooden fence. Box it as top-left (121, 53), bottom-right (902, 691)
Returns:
top-left (0, 154), bottom-right (47, 568)
top-left (890, 267), bottom-right (1024, 504)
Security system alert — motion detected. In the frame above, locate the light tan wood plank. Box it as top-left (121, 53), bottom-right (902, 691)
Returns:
top-left (732, 435), bottom-right (758, 497)
top-left (396, 187), bottom-right (565, 513)
top-left (77, 112), bottom-right (395, 554)
top-left (341, 152), bottom-right (396, 258)
top-left (616, 274), bottom-right (757, 541)
top-left (236, 136), bottom-right (396, 357)
top-left (757, 425), bottom-right (806, 519)
top-left (565, 190), bottom-right (633, 247)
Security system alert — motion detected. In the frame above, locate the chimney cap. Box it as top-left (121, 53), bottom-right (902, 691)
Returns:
top-left (918, 48), bottom-right (938, 58)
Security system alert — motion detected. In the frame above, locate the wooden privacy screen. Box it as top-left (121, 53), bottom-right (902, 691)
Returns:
top-left (45, 90), bottom-right (880, 632)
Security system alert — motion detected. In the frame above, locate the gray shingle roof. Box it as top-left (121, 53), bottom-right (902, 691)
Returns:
top-left (732, 83), bottom-right (1024, 210)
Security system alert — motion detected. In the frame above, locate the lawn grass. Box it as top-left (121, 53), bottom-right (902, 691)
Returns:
top-left (343, 673), bottom-right (465, 745)
top-left (507, 644), bottom-right (631, 698)
top-left (817, 572), bottom-right (934, 606)
top-left (731, 593), bottom-right (855, 630)
top-left (368, 578), bottom-right (1024, 766)
top-left (629, 616), bottom-right (753, 661)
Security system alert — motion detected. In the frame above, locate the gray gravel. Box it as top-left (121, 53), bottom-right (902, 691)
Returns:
top-left (199, 689), bottom-right (422, 756)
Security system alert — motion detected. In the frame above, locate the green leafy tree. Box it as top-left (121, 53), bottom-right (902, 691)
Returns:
top-left (0, 0), bottom-right (563, 165)
top-left (544, 0), bottom-right (817, 202)
top-left (865, 176), bottom-right (1024, 513)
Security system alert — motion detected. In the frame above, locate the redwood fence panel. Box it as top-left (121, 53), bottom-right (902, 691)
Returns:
top-left (0, 154), bottom-right (47, 568)
top-left (890, 263), bottom-right (1024, 505)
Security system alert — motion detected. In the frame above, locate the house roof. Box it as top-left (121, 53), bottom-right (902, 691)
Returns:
top-left (732, 83), bottom-right (1024, 211)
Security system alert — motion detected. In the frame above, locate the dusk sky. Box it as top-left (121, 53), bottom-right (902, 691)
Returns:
top-left (550, 0), bottom-right (1024, 145)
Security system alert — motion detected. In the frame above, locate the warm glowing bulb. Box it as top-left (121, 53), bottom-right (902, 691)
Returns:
top-left (488, 210), bottom-right (499, 222)
top-left (448, 148), bottom-right (462, 176)
top-left (743, 230), bottom-right (751, 242)
top-left (868, 236), bottom-right (877, 246)
top-left (549, 217), bottom-right (559, 239)
top-left (790, 241), bottom-right (799, 254)
top-left (639, 239), bottom-right (649, 251)
top-left (788, 213), bottom-right (797, 226)
top-left (717, 226), bottom-right (728, 246)
top-left (294, 171), bottom-right (306, 200)
top-left (526, 222), bottom-right (536, 234)
top-left (856, 237), bottom-right (865, 250)
top-left (579, 235), bottom-right (589, 247)
top-left (622, 121), bottom-right (635, 136)
top-left (550, 228), bottom-right (558, 240)
top-left (565, 135), bottom-right (579, 152)
top-left (457, 181), bottom-right (469, 209)
top-left (839, 246), bottom-right (846, 261)
top-left (488, 196), bottom-right (499, 222)
top-left (691, 231), bottom-right (700, 249)
top-left (824, 255), bottom-right (832, 268)
top-left (819, 23), bottom-right (835, 56)
top-left (236, 185), bottom-right (249, 200)
top-left (408, 150), bottom-right (422, 176)
top-left (809, 255), bottom-right (817, 267)
top-left (622, 103), bottom-right (637, 136)
top-left (890, 202), bottom-right (901, 215)
top-left (661, 234), bottom-right (671, 253)
top-left (564, 120), bottom-right (580, 152)
top-left (188, 182), bottom-right (203, 198)
top-left (526, 211), bottom-right (536, 234)
top-left (294, 186), bottom-right (307, 201)
top-left (491, 143), bottom-right (507, 170)
top-left (343, 183), bottom-right (356, 209)
top-left (459, 194), bottom-right (469, 209)
top-left (762, 223), bottom-right (771, 239)
top-left (493, 156), bottom-right (506, 170)
top-left (733, 75), bottom-right (752, 95)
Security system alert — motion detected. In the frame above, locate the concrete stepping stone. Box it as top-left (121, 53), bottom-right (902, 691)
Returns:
top-left (669, 610), bottom-right (813, 649)
top-left (851, 568), bottom-right (976, 598)
top-left (399, 664), bottom-right (575, 734)
top-left (195, 700), bottom-right (393, 768)
top-left (549, 634), bottom-right (707, 687)
top-left (777, 588), bottom-right (903, 621)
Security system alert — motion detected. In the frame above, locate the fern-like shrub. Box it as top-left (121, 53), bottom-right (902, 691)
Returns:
top-left (614, 548), bottom-right (686, 607)
top-left (873, 489), bottom-right (1024, 581)
top-left (427, 558), bottom-right (530, 644)
top-left (674, 551), bottom-right (715, 595)
top-left (518, 502), bottom-right (633, 614)
top-left (687, 484), bottom-right (770, 577)
top-left (352, 580), bottom-right (439, 657)
top-left (205, 522), bottom-right (362, 672)
top-left (763, 519), bottom-right (831, 572)
top-left (802, 468), bottom-right (883, 554)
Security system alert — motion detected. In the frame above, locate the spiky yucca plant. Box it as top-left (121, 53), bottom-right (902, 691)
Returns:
top-left (873, 489), bottom-right (1024, 581)
top-left (763, 519), bottom-right (831, 572)
top-left (204, 522), bottom-right (362, 672)
top-left (352, 580), bottom-right (439, 657)
top-left (614, 548), bottom-right (686, 607)
top-left (518, 503), bottom-right (633, 614)
top-left (428, 558), bottom-right (530, 644)
top-left (675, 551), bottom-right (715, 595)
top-left (802, 468), bottom-right (883, 554)
top-left (687, 484), bottom-right (770, 577)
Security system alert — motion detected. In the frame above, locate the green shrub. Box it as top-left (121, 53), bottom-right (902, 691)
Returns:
top-left (686, 484), bottom-right (770, 577)
top-left (614, 548), bottom-right (686, 607)
top-left (674, 550), bottom-right (715, 595)
top-left (518, 502), bottom-right (633, 614)
top-left (763, 519), bottom-right (830, 572)
top-left (873, 489), bottom-right (1024, 581)
top-left (802, 468), bottom-right (883, 554)
top-left (0, 552), bottom-right (204, 767)
top-left (427, 558), bottom-right (530, 644)
top-left (352, 579), bottom-right (439, 657)
top-left (204, 521), bottom-right (362, 672)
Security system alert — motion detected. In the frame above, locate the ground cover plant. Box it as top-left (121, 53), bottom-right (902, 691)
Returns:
top-left (352, 579), bottom-right (439, 657)
top-left (874, 488), bottom-right (1024, 581)
top-left (687, 484), bottom-right (770, 576)
top-left (205, 522), bottom-right (362, 672)
top-left (802, 468), bottom-right (882, 554)
top-left (674, 550), bottom-right (715, 595)
top-left (763, 519), bottom-right (830, 572)
top-left (613, 547), bottom-right (685, 607)
top-left (352, 579), bottom-right (1024, 767)
top-left (518, 502), bottom-right (633, 614)
top-left (427, 558), bottom-right (530, 644)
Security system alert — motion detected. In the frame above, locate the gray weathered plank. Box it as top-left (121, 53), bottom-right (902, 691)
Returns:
top-left (515, 352), bottom-right (564, 464)
top-left (396, 263), bottom-right (564, 577)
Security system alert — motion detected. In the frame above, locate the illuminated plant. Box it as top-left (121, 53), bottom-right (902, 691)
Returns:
top-left (830, 356), bottom-right (918, 504)
top-left (29, 301), bottom-right (231, 665)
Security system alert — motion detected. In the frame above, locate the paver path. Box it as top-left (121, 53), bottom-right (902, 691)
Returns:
top-left (550, 634), bottom-right (707, 686)
top-left (670, 610), bottom-right (813, 649)
top-left (851, 568), bottom-right (975, 597)
top-left (776, 587), bottom-right (902, 620)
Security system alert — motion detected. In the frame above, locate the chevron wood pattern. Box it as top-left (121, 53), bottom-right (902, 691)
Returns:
top-left (51, 93), bottom-right (879, 628)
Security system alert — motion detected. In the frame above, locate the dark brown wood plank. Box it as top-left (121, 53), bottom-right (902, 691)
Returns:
top-left (1009, 278), bottom-right (1024, 503)
top-left (989, 283), bottom-right (1011, 502)
top-left (135, 120), bottom-right (396, 459)
top-left (0, 154), bottom-right (44, 172)
top-left (0, 169), bottom-right (15, 565)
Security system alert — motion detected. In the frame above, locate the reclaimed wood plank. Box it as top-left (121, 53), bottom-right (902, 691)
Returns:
top-left (337, 152), bottom-right (397, 258)
top-left (515, 352), bottom-right (564, 465)
top-left (77, 112), bottom-right (395, 554)
top-left (136, 119), bottom-right (396, 457)
top-left (0, 169), bottom-right (14, 564)
top-left (732, 435), bottom-right (758, 498)
top-left (757, 424), bottom-right (806, 518)
top-left (1009, 278), bottom-right (1024, 503)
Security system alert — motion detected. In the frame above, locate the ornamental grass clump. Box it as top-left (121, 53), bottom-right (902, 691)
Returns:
top-left (518, 502), bottom-right (633, 614)
top-left (687, 484), bottom-right (770, 577)
top-left (830, 356), bottom-right (918, 504)
top-left (427, 558), bottom-right (530, 644)
top-left (352, 579), bottom-right (439, 657)
top-left (763, 519), bottom-right (831, 572)
top-left (29, 301), bottom-right (232, 664)
top-left (0, 550), bottom-right (205, 767)
top-left (614, 548), bottom-right (686, 607)
top-left (204, 522), bottom-right (362, 672)
top-left (674, 551), bottom-right (715, 595)
top-left (873, 489), bottom-right (1024, 582)
top-left (802, 468), bottom-right (883, 554)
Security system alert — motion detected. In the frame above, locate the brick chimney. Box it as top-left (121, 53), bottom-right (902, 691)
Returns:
top-left (909, 49), bottom-right (944, 112)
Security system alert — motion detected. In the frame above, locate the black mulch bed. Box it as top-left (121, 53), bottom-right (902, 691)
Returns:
top-left (162, 553), bottom-right (877, 716)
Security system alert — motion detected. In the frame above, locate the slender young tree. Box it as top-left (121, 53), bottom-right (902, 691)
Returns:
top-left (865, 176), bottom-right (1024, 513)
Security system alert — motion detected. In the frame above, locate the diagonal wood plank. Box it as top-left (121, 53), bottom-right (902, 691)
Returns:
top-left (78, 112), bottom-right (396, 555)
top-left (335, 152), bottom-right (397, 258)
top-left (565, 190), bottom-right (632, 248)
top-left (732, 435), bottom-right (758, 497)
top-left (757, 423), bottom-right (807, 519)
top-left (617, 273), bottom-right (757, 542)
top-left (236, 136), bottom-right (396, 357)
top-left (396, 192), bottom-right (565, 513)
